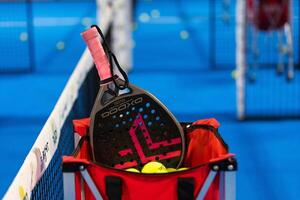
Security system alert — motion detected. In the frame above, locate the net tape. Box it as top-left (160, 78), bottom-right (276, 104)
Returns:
top-left (3, 48), bottom-right (95, 199)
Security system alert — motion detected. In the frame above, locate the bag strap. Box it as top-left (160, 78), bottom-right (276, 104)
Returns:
top-left (72, 135), bottom-right (89, 157)
top-left (105, 176), bottom-right (122, 200)
top-left (177, 177), bottom-right (195, 200)
top-left (102, 176), bottom-right (197, 200)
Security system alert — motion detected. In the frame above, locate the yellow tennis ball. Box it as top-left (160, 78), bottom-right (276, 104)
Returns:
top-left (125, 168), bottom-right (140, 173)
top-left (231, 70), bottom-right (237, 79)
top-left (231, 70), bottom-right (238, 79)
top-left (177, 167), bottom-right (189, 171)
top-left (167, 168), bottom-right (177, 172)
top-left (141, 161), bottom-right (167, 173)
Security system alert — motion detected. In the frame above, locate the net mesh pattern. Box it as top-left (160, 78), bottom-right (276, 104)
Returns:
top-left (213, 0), bottom-right (237, 69)
top-left (242, 0), bottom-right (300, 119)
top-left (30, 67), bottom-right (99, 199)
top-left (0, 1), bottom-right (32, 72)
top-left (176, 0), bottom-right (237, 70)
top-left (0, 0), bottom-right (95, 73)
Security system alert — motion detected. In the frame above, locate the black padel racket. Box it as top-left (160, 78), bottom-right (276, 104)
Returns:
top-left (81, 25), bottom-right (184, 170)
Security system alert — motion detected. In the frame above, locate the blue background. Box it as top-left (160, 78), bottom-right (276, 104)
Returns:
top-left (0, 0), bottom-right (300, 199)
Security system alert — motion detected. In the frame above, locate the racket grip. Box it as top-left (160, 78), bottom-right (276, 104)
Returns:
top-left (81, 27), bottom-right (112, 81)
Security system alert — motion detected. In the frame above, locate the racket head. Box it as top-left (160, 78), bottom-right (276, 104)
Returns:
top-left (90, 79), bottom-right (185, 170)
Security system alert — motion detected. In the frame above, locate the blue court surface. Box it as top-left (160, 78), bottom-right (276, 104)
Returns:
top-left (1, 0), bottom-right (300, 199)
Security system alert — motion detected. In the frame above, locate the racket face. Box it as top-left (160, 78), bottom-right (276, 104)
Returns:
top-left (90, 82), bottom-right (184, 170)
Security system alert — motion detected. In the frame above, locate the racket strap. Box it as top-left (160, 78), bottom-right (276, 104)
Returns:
top-left (91, 25), bottom-right (129, 90)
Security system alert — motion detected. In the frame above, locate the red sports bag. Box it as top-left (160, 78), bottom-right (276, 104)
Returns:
top-left (247, 0), bottom-right (290, 31)
top-left (62, 118), bottom-right (237, 200)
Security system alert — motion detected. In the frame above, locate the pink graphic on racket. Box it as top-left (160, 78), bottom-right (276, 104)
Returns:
top-left (81, 25), bottom-right (184, 170)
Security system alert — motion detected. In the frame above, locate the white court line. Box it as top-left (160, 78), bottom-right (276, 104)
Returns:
top-left (0, 15), bottom-right (298, 27)
top-left (138, 15), bottom-right (300, 24)
top-left (138, 16), bottom-right (209, 24)
top-left (0, 17), bottom-right (95, 28)
top-left (0, 21), bottom-right (27, 27)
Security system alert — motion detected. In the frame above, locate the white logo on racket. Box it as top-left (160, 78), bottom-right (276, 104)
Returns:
top-left (101, 97), bottom-right (143, 118)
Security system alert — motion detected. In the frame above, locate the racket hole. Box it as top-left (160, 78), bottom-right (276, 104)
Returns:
top-left (162, 152), bottom-right (167, 156)
top-left (120, 161), bottom-right (124, 165)
top-left (159, 144), bottom-right (164, 148)
top-left (155, 156), bottom-right (159, 161)
top-left (139, 108), bottom-right (144, 112)
top-left (151, 109), bottom-right (156, 114)
top-left (166, 159), bottom-right (170, 163)
top-left (132, 125), bottom-right (136, 129)
top-left (123, 145), bottom-right (128, 149)
top-left (142, 129), bottom-right (147, 133)
top-left (146, 103), bottom-right (150, 107)
top-left (143, 114), bottom-right (148, 119)
top-left (155, 116), bottom-right (160, 121)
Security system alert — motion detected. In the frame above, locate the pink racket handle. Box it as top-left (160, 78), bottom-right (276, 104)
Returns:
top-left (81, 27), bottom-right (112, 81)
